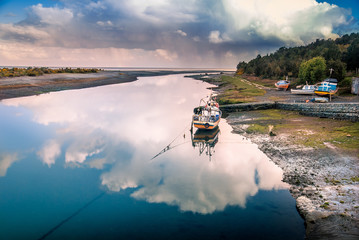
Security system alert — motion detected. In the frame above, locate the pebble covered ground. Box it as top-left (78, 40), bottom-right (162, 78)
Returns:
top-left (226, 109), bottom-right (359, 239)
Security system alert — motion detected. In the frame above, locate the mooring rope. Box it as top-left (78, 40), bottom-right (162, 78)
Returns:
top-left (150, 122), bottom-right (193, 161)
top-left (37, 192), bottom-right (105, 240)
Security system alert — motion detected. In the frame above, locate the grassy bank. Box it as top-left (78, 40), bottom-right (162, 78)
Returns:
top-left (0, 67), bottom-right (100, 78)
top-left (217, 75), bottom-right (266, 104)
top-left (240, 109), bottom-right (359, 157)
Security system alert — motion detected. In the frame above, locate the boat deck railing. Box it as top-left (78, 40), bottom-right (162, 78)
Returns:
top-left (193, 114), bottom-right (220, 123)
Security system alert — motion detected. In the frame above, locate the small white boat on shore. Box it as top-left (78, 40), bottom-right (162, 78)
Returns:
top-left (291, 85), bottom-right (316, 95)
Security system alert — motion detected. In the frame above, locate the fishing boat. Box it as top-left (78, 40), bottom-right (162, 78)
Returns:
top-left (192, 94), bottom-right (222, 130)
top-left (314, 78), bottom-right (338, 96)
top-left (275, 80), bottom-right (290, 90)
top-left (291, 84), bottom-right (316, 95)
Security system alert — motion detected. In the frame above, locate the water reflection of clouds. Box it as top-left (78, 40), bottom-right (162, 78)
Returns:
top-left (121, 122), bottom-right (288, 214)
top-left (2, 74), bottom-right (288, 214)
top-left (37, 139), bottom-right (61, 167)
top-left (0, 153), bottom-right (18, 177)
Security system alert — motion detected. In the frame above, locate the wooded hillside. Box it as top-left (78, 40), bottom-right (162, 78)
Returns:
top-left (237, 32), bottom-right (359, 82)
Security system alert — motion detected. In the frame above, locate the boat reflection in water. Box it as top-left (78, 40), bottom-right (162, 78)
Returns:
top-left (191, 126), bottom-right (220, 161)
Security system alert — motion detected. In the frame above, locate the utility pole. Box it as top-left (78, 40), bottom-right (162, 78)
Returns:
top-left (329, 68), bottom-right (334, 77)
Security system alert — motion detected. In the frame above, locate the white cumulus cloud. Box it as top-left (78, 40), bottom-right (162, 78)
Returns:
top-left (219, 0), bottom-right (350, 45)
top-left (209, 30), bottom-right (231, 44)
top-left (31, 4), bottom-right (73, 26)
top-left (175, 29), bottom-right (187, 37)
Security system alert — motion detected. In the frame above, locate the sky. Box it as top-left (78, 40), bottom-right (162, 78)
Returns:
top-left (0, 0), bottom-right (358, 68)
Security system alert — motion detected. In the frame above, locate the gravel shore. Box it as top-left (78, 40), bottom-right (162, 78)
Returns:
top-left (226, 111), bottom-right (359, 239)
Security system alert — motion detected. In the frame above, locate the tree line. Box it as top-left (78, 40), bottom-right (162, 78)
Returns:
top-left (237, 32), bottom-right (359, 84)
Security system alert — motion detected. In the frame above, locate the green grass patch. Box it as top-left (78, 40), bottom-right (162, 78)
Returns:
top-left (256, 109), bottom-right (299, 120)
top-left (218, 76), bottom-right (266, 104)
top-left (328, 123), bottom-right (359, 151)
top-left (246, 124), bottom-right (269, 134)
top-left (320, 202), bottom-right (330, 209)
top-left (325, 177), bottom-right (341, 185)
top-left (230, 108), bottom-right (359, 156)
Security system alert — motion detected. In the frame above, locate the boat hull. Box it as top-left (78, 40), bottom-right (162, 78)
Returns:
top-left (275, 84), bottom-right (289, 90)
top-left (193, 119), bottom-right (220, 130)
top-left (290, 89), bottom-right (314, 95)
top-left (275, 80), bottom-right (290, 90)
top-left (314, 89), bottom-right (338, 96)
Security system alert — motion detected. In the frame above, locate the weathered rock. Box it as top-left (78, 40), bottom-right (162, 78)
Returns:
top-left (297, 196), bottom-right (332, 222)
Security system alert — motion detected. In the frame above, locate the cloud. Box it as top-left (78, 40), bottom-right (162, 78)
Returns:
top-left (209, 30), bottom-right (231, 44)
top-left (0, 0), bottom-right (356, 67)
top-left (175, 29), bottom-right (187, 37)
top-left (0, 23), bottom-right (50, 43)
top-left (154, 49), bottom-right (178, 61)
top-left (105, 0), bottom-right (199, 24)
top-left (31, 4), bottom-right (73, 26)
top-left (86, 1), bottom-right (107, 10)
top-left (96, 20), bottom-right (113, 27)
top-left (219, 0), bottom-right (351, 45)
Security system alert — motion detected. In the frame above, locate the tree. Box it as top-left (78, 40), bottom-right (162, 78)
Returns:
top-left (344, 38), bottom-right (359, 71)
top-left (298, 57), bottom-right (326, 84)
top-left (236, 33), bottom-right (359, 78)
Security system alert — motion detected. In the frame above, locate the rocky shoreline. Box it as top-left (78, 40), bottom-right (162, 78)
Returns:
top-left (208, 73), bottom-right (359, 239)
top-left (226, 112), bottom-right (359, 239)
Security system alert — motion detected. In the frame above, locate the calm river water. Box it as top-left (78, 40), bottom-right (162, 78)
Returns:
top-left (0, 74), bottom-right (305, 239)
